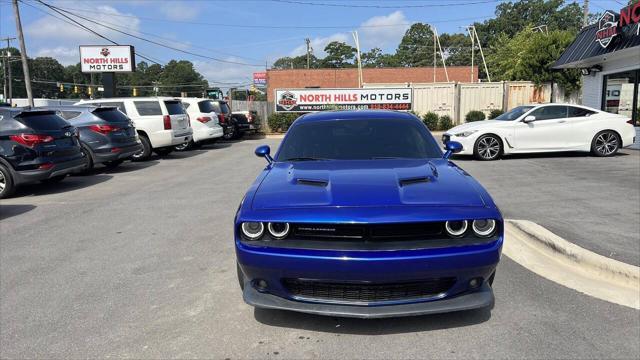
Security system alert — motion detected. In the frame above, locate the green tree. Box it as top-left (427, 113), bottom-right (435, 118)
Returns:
top-left (158, 60), bottom-right (208, 96)
top-left (474, 0), bottom-right (583, 47)
top-left (30, 57), bottom-right (66, 98)
top-left (321, 41), bottom-right (356, 68)
top-left (487, 28), bottom-right (581, 93)
top-left (272, 54), bottom-right (318, 69)
top-left (395, 23), bottom-right (434, 67)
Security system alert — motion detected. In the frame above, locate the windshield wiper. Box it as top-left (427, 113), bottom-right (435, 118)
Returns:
top-left (282, 157), bottom-right (329, 162)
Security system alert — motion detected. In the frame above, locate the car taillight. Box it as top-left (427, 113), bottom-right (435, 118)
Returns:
top-left (89, 124), bottom-right (120, 135)
top-left (163, 115), bottom-right (172, 130)
top-left (10, 133), bottom-right (54, 148)
top-left (197, 116), bottom-right (211, 123)
top-left (218, 114), bottom-right (225, 124)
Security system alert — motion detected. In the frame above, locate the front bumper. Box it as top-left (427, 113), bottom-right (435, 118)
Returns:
top-left (442, 133), bottom-right (476, 155)
top-left (236, 238), bottom-right (502, 318)
top-left (243, 281), bottom-right (494, 319)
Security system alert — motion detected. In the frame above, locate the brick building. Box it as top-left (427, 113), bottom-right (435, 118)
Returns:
top-left (266, 66), bottom-right (478, 102)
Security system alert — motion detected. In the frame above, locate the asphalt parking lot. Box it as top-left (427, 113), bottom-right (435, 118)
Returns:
top-left (1, 138), bottom-right (639, 359)
top-left (452, 149), bottom-right (640, 266)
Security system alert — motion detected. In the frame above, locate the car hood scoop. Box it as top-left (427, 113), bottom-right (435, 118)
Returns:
top-left (251, 159), bottom-right (486, 210)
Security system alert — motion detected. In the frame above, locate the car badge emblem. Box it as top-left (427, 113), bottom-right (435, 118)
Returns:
top-left (100, 47), bottom-right (111, 57)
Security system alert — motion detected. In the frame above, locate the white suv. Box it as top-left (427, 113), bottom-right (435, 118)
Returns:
top-left (176, 97), bottom-right (224, 150)
top-left (77, 97), bottom-right (193, 160)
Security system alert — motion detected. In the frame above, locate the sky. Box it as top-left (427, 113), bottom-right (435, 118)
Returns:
top-left (0, 0), bottom-right (629, 90)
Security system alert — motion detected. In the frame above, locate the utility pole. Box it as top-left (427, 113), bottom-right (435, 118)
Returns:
top-left (352, 31), bottom-right (363, 88)
top-left (468, 26), bottom-right (475, 83)
top-left (1, 37), bottom-right (16, 103)
top-left (582, 0), bottom-right (589, 27)
top-left (433, 26), bottom-right (449, 82)
top-left (471, 25), bottom-right (490, 82)
top-left (433, 30), bottom-right (437, 83)
top-left (305, 38), bottom-right (312, 69)
top-left (12, 0), bottom-right (33, 106)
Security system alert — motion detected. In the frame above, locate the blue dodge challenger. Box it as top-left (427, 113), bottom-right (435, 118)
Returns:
top-left (235, 110), bottom-right (503, 318)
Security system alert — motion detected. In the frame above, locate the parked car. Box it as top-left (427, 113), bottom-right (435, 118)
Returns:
top-left (232, 110), bottom-right (261, 136)
top-left (235, 110), bottom-right (502, 318)
top-left (0, 107), bottom-right (85, 198)
top-left (175, 97), bottom-right (224, 150)
top-left (206, 100), bottom-right (236, 140)
top-left (443, 103), bottom-right (636, 160)
top-left (39, 105), bottom-right (142, 171)
top-left (76, 97), bottom-right (193, 161)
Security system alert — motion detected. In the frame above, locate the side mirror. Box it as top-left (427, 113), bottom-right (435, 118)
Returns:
top-left (255, 145), bottom-right (273, 164)
top-left (443, 141), bottom-right (463, 159)
top-left (523, 115), bottom-right (536, 123)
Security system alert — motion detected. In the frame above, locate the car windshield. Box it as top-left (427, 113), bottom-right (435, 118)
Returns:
top-left (494, 106), bottom-right (534, 121)
top-left (276, 118), bottom-right (442, 161)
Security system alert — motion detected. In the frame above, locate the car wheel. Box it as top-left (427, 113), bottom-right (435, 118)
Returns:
top-left (81, 144), bottom-right (94, 172)
top-left (237, 262), bottom-right (245, 291)
top-left (154, 147), bottom-right (173, 156)
top-left (132, 135), bottom-right (152, 161)
top-left (591, 130), bottom-right (620, 157)
top-left (0, 163), bottom-right (15, 199)
top-left (174, 140), bottom-right (194, 151)
top-left (223, 126), bottom-right (236, 140)
top-left (474, 135), bottom-right (502, 161)
top-left (41, 175), bottom-right (66, 184)
top-left (104, 159), bottom-right (124, 169)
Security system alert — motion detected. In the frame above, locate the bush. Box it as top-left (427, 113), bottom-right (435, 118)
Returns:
top-left (465, 110), bottom-right (486, 122)
top-left (421, 112), bottom-right (439, 131)
top-left (439, 115), bottom-right (453, 131)
top-left (267, 112), bottom-right (301, 133)
top-left (408, 110), bottom-right (420, 117)
top-left (488, 109), bottom-right (504, 119)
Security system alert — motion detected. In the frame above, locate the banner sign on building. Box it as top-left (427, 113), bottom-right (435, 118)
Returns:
top-left (79, 45), bottom-right (135, 73)
top-left (595, 3), bottom-right (640, 48)
top-left (253, 72), bottom-right (267, 86)
top-left (275, 88), bottom-right (412, 112)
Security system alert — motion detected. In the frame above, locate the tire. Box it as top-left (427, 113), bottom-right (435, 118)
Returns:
top-left (80, 144), bottom-right (94, 172)
top-left (233, 130), bottom-right (245, 140)
top-left (591, 130), bottom-right (620, 157)
top-left (223, 125), bottom-right (236, 140)
top-left (174, 140), bottom-right (194, 151)
top-left (41, 175), bottom-right (66, 184)
top-left (104, 159), bottom-right (124, 169)
top-left (0, 163), bottom-right (15, 199)
top-left (132, 135), bottom-right (152, 162)
top-left (474, 134), bottom-right (502, 161)
top-left (154, 147), bottom-right (173, 156)
top-left (487, 271), bottom-right (496, 286)
top-left (236, 262), bottom-right (245, 291)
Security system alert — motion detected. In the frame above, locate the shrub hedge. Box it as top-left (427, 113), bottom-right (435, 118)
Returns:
top-left (488, 109), bottom-right (504, 119)
top-left (267, 112), bottom-right (302, 133)
top-left (422, 112), bottom-right (439, 131)
top-left (465, 110), bottom-right (486, 122)
top-left (439, 115), bottom-right (453, 130)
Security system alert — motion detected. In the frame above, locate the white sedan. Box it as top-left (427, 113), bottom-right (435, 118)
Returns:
top-left (443, 104), bottom-right (636, 160)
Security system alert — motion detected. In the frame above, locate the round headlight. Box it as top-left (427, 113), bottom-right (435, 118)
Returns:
top-left (472, 219), bottom-right (496, 237)
top-left (445, 220), bottom-right (468, 237)
top-left (267, 222), bottom-right (290, 239)
top-left (241, 222), bottom-right (264, 240)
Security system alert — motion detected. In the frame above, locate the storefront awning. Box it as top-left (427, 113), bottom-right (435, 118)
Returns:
top-left (553, 23), bottom-right (640, 69)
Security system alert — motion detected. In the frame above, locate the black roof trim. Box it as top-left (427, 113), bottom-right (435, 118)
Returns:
top-left (553, 23), bottom-right (640, 69)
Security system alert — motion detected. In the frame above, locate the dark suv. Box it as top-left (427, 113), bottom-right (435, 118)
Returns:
top-left (0, 107), bottom-right (85, 198)
top-left (42, 105), bottom-right (142, 171)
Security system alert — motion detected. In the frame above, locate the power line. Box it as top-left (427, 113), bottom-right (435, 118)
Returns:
top-left (20, 0), bottom-right (163, 65)
top-left (48, 3), bottom-right (494, 29)
top-left (38, 1), bottom-right (265, 67)
top-left (269, 0), bottom-right (502, 8)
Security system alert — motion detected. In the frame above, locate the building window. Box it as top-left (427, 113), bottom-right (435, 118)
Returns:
top-left (602, 69), bottom-right (639, 125)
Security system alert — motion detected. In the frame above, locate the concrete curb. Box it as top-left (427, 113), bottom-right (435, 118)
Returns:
top-left (504, 220), bottom-right (640, 309)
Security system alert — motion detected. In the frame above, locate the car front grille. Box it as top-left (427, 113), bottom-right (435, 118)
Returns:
top-left (283, 278), bottom-right (456, 304)
top-left (292, 222), bottom-right (443, 241)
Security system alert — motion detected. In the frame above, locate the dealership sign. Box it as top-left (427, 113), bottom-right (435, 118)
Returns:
top-left (253, 72), bottom-right (267, 86)
top-left (596, 3), bottom-right (640, 48)
top-left (275, 88), bottom-right (412, 112)
top-left (79, 45), bottom-right (135, 73)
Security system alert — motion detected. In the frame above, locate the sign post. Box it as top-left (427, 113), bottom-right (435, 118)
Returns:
top-left (79, 45), bottom-right (135, 98)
